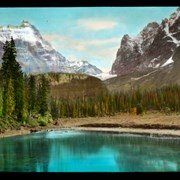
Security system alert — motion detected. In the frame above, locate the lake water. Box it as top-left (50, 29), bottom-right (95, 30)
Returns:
top-left (0, 129), bottom-right (180, 172)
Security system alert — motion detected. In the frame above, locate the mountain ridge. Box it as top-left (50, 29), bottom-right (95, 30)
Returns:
top-left (106, 8), bottom-right (180, 92)
top-left (0, 20), bottom-right (102, 76)
top-left (111, 8), bottom-right (180, 76)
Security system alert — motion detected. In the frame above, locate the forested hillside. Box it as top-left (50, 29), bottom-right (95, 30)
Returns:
top-left (1, 39), bottom-right (180, 132)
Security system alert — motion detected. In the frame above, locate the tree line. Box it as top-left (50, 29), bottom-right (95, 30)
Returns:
top-left (1, 38), bottom-right (180, 130)
top-left (49, 84), bottom-right (180, 118)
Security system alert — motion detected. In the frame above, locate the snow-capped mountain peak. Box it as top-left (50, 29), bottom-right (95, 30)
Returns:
top-left (0, 21), bottom-right (102, 76)
top-left (21, 20), bottom-right (32, 27)
top-left (0, 21), bottom-right (36, 44)
top-left (111, 8), bottom-right (180, 76)
top-left (162, 8), bottom-right (180, 48)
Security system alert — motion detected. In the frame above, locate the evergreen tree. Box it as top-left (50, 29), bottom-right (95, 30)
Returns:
top-left (28, 75), bottom-right (36, 113)
top-left (50, 98), bottom-right (59, 120)
top-left (1, 38), bottom-right (24, 121)
top-left (10, 38), bottom-right (24, 121)
top-left (37, 75), bottom-right (49, 116)
top-left (6, 78), bottom-right (15, 116)
top-left (0, 87), bottom-right (2, 117)
top-left (1, 41), bottom-right (11, 117)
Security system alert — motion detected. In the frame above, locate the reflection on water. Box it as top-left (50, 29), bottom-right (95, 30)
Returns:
top-left (0, 130), bottom-right (180, 172)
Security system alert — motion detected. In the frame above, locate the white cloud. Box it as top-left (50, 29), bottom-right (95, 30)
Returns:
top-left (86, 38), bottom-right (121, 46)
top-left (78, 19), bottom-right (118, 31)
top-left (43, 33), bottom-right (121, 72)
top-left (90, 46), bottom-right (118, 61)
top-left (44, 34), bottom-right (120, 50)
top-left (44, 34), bottom-right (86, 51)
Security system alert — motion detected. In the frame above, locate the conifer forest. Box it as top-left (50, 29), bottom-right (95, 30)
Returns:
top-left (1, 39), bottom-right (180, 130)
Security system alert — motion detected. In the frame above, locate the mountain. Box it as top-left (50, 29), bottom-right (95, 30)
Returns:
top-left (0, 21), bottom-right (102, 76)
top-left (111, 8), bottom-right (180, 76)
top-left (106, 8), bottom-right (180, 92)
top-left (47, 73), bottom-right (108, 99)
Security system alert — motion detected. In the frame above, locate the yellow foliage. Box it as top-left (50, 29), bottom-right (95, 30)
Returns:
top-left (130, 107), bottom-right (137, 115)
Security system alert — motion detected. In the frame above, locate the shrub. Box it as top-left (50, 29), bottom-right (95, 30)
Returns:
top-left (136, 103), bottom-right (144, 115)
top-left (38, 120), bottom-right (47, 126)
top-left (130, 107), bottom-right (137, 115)
top-left (27, 120), bottom-right (39, 128)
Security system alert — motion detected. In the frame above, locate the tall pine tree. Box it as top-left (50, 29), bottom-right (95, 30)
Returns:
top-left (28, 75), bottom-right (36, 114)
top-left (37, 75), bottom-right (49, 116)
top-left (1, 37), bottom-right (24, 121)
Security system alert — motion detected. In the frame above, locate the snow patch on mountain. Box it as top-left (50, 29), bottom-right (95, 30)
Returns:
top-left (131, 70), bottom-right (158, 81)
top-left (164, 22), bottom-right (180, 47)
top-left (161, 56), bottom-right (174, 67)
top-left (94, 72), bottom-right (117, 81)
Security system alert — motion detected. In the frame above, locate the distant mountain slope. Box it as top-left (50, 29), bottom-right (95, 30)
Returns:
top-left (105, 46), bottom-right (180, 92)
top-left (106, 8), bottom-right (180, 92)
top-left (33, 73), bottom-right (108, 99)
top-left (0, 21), bottom-right (102, 76)
top-left (111, 8), bottom-right (180, 76)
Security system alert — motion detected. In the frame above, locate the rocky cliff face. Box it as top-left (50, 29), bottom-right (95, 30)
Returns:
top-left (0, 21), bottom-right (102, 75)
top-left (111, 8), bottom-right (180, 76)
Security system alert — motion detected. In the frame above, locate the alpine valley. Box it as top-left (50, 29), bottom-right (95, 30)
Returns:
top-left (2, 8), bottom-right (180, 173)
top-left (0, 8), bottom-right (180, 91)
top-left (106, 8), bottom-right (180, 92)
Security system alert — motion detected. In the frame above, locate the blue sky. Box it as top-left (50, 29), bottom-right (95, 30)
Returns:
top-left (0, 7), bottom-right (178, 72)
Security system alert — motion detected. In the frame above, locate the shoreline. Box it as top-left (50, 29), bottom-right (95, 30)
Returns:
top-left (1, 127), bottom-right (180, 139)
top-left (1, 113), bottom-right (180, 139)
top-left (71, 127), bottom-right (180, 138)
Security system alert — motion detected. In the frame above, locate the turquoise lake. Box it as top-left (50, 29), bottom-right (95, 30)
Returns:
top-left (0, 130), bottom-right (180, 172)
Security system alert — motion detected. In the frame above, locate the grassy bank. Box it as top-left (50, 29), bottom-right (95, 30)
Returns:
top-left (1, 112), bottom-right (180, 138)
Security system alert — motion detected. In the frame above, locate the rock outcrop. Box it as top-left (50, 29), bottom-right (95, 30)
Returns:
top-left (111, 8), bottom-right (180, 76)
